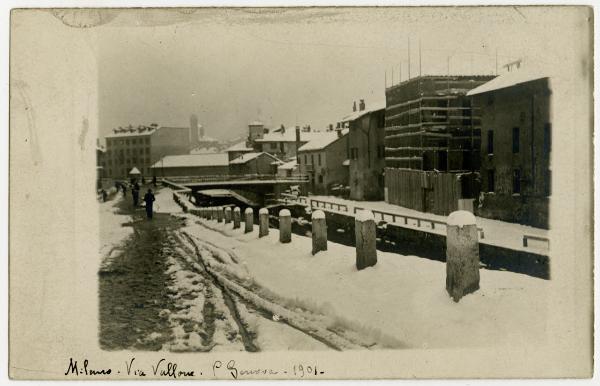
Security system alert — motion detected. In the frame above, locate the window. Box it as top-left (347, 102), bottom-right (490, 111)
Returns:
top-left (126, 148), bottom-right (130, 155)
top-left (487, 169), bottom-right (495, 192)
top-left (512, 127), bottom-right (520, 153)
top-left (311, 154), bottom-right (314, 165)
top-left (126, 139), bottom-right (130, 145)
top-left (513, 168), bottom-right (521, 194)
top-left (304, 155), bottom-right (307, 164)
top-left (145, 138), bottom-right (150, 144)
top-left (318, 175), bottom-right (323, 184)
top-left (318, 153), bottom-right (322, 166)
top-left (377, 145), bottom-right (385, 158)
top-left (270, 143), bottom-right (278, 150)
top-left (350, 147), bottom-right (359, 160)
top-left (487, 130), bottom-right (494, 154)
top-left (133, 139), bottom-right (137, 144)
top-left (544, 123), bottom-right (552, 154)
top-left (146, 147), bottom-right (150, 154)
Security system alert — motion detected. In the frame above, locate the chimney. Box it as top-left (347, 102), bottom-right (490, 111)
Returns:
top-left (359, 99), bottom-right (366, 111)
top-left (336, 128), bottom-right (343, 138)
top-left (353, 101), bottom-right (357, 112)
top-left (329, 124), bottom-right (333, 131)
top-left (336, 122), bottom-right (341, 129)
top-left (295, 126), bottom-right (301, 165)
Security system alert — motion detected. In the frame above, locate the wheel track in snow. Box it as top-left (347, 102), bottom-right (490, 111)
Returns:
top-left (170, 231), bottom-right (259, 352)
top-left (178, 230), bottom-right (372, 351)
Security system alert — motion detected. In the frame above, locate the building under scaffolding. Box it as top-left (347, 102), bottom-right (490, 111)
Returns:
top-left (384, 75), bottom-right (495, 215)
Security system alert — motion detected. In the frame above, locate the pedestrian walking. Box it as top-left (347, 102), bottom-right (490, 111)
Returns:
top-left (141, 176), bottom-right (146, 185)
top-left (132, 181), bottom-right (140, 207)
top-left (144, 188), bottom-right (156, 219)
top-left (101, 189), bottom-right (108, 202)
top-left (152, 175), bottom-right (157, 187)
top-left (122, 183), bottom-right (127, 197)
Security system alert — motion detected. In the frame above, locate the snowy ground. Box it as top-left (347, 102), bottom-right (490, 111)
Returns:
top-left (180, 214), bottom-right (549, 349)
top-left (306, 195), bottom-right (549, 254)
top-left (98, 192), bottom-right (133, 265)
top-left (98, 187), bottom-right (549, 351)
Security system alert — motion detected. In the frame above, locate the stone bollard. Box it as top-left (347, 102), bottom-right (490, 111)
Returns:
top-left (233, 207), bottom-right (241, 229)
top-left (224, 207), bottom-right (232, 224)
top-left (244, 208), bottom-right (254, 233)
top-left (217, 206), bottom-right (224, 223)
top-left (279, 209), bottom-right (292, 243)
top-left (206, 207), bottom-right (212, 220)
top-left (355, 210), bottom-right (377, 270)
top-left (213, 207), bottom-right (219, 221)
top-left (446, 210), bottom-right (480, 302)
top-left (311, 210), bottom-right (327, 255)
top-left (259, 208), bottom-right (269, 237)
top-left (203, 208), bottom-right (209, 219)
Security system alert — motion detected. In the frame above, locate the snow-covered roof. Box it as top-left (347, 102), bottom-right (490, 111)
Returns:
top-left (298, 129), bottom-right (348, 152)
top-left (340, 101), bottom-right (386, 123)
top-left (106, 125), bottom-right (158, 138)
top-left (150, 153), bottom-right (229, 168)
top-left (197, 135), bottom-right (219, 142)
top-left (467, 68), bottom-right (548, 96)
top-left (255, 129), bottom-right (331, 143)
top-left (229, 152), bottom-right (279, 165)
top-left (190, 146), bottom-right (219, 155)
top-left (226, 141), bottom-right (254, 152)
top-left (129, 167), bottom-right (141, 175)
top-left (277, 160), bottom-right (298, 170)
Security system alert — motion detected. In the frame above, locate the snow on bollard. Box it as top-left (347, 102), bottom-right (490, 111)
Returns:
top-left (279, 209), bottom-right (292, 243)
top-left (259, 208), bottom-right (269, 238)
top-left (446, 210), bottom-right (480, 302)
top-left (224, 207), bottom-right (232, 224)
top-left (217, 206), bottom-right (224, 223)
top-left (355, 209), bottom-right (377, 270)
top-left (233, 207), bottom-right (241, 229)
top-left (244, 208), bottom-right (254, 233)
top-left (311, 210), bottom-right (327, 255)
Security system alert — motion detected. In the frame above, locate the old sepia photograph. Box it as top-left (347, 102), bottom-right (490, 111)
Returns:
top-left (7, 4), bottom-right (595, 380)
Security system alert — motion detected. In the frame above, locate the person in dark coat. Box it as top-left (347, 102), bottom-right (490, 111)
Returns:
top-left (101, 189), bottom-right (108, 202)
top-left (122, 183), bottom-right (127, 196)
top-left (152, 175), bottom-right (157, 187)
top-left (132, 182), bottom-right (140, 207)
top-left (143, 189), bottom-right (156, 219)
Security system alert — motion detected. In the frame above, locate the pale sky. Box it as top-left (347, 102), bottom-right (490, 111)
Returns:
top-left (96, 7), bottom-right (578, 140)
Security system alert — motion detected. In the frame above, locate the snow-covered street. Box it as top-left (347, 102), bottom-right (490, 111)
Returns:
top-left (98, 187), bottom-right (549, 352)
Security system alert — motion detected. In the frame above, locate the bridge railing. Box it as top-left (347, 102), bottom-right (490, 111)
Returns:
top-left (164, 174), bottom-right (309, 184)
top-left (279, 195), bottom-right (484, 238)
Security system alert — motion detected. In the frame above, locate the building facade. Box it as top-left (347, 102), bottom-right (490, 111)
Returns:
top-left (104, 124), bottom-right (192, 179)
top-left (384, 75), bottom-right (495, 215)
top-left (225, 141), bottom-right (255, 162)
top-left (342, 104), bottom-right (386, 200)
top-left (229, 152), bottom-right (280, 175)
top-left (298, 129), bottom-right (349, 195)
top-left (468, 74), bottom-right (551, 229)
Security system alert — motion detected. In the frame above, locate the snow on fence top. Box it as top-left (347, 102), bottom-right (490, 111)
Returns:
top-left (279, 209), bottom-right (291, 217)
top-left (355, 209), bottom-right (375, 222)
top-left (312, 210), bottom-right (325, 220)
top-left (245, 207), bottom-right (253, 214)
top-left (259, 208), bottom-right (269, 215)
top-left (447, 210), bottom-right (477, 227)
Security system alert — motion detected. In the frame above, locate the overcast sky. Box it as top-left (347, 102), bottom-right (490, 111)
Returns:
top-left (96, 7), bottom-right (575, 141)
